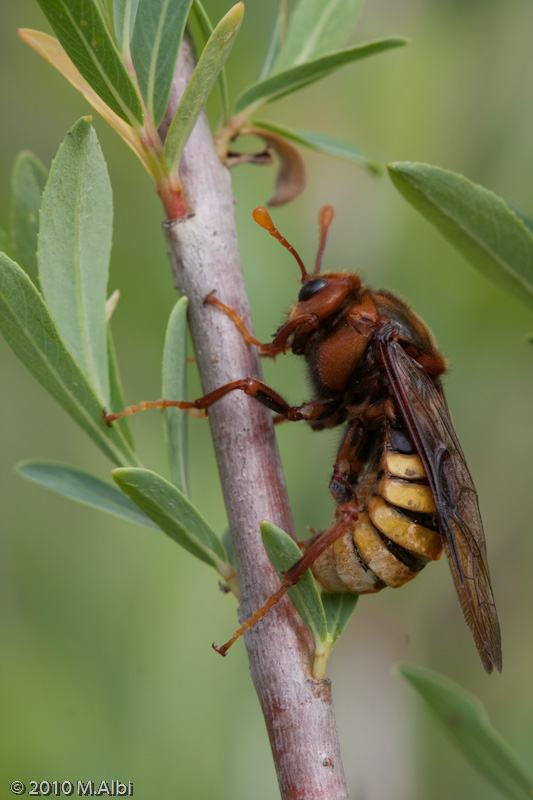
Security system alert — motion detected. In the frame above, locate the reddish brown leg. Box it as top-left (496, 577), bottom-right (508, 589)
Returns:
top-left (107, 380), bottom-right (301, 425)
top-left (204, 290), bottom-right (318, 357)
top-left (204, 291), bottom-right (266, 349)
top-left (104, 377), bottom-right (344, 426)
top-left (213, 420), bottom-right (371, 656)
top-left (328, 420), bottom-right (367, 505)
top-left (212, 500), bottom-right (359, 656)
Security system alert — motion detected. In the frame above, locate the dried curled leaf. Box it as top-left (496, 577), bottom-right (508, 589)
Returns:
top-left (226, 149), bottom-right (275, 168)
top-left (238, 125), bottom-right (307, 207)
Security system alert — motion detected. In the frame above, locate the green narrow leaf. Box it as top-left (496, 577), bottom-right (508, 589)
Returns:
top-left (260, 521), bottom-right (327, 644)
top-left (164, 2), bottom-right (244, 174)
top-left (253, 120), bottom-right (381, 175)
top-left (131, 0), bottom-right (193, 127)
top-left (388, 162), bottom-right (533, 311)
top-left (8, 151), bottom-right (48, 279)
top-left (508, 204), bottom-right (533, 236)
top-left (162, 296), bottom-right (189, 495)
top-left (38, 118), bottom-right (111, 405)
top-left (113, 0), bottom-right (139, 56)
top-left (17, 460), bottom-right (157, 529)
top-left (274, 0), bottom-right (364, 72)
top-left (107, 323), bottom-right (135, 449)
top-left (398, 665), bottom-right (533, 800)
top-left (221, 528), bottom-right (235, 568)
top-left (234, 37), bottom-right (408, 114)
top-left (0, 253), bottom-right (137, 466)
top-left (190, 0), bottom-right (230, 124)
top-left (190, 0), bottom-right (212, 42)
top-left (35, 0), bottom-right (143, 125)
top-left (96, 0), bottom-right (112, 25)
top-left (257, 0), bottom-right (287, 80)
top-left (321, 592), bottom-right (358, 644)
top-left (113, 467), bottom-right (228, 569)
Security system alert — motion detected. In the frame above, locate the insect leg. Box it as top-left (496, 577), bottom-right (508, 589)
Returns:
top-left (205, 291), bottom-right (318, 357)
top-left (329, 420), bottom-right (368, 505)
top-left (212, 423), bottom-right (367, 657)
top-left (204, 291), bottom-right (266, 349)
top-left (104, 378), bottom-right (335, 425)
top-left (213, 502), bottom-right (359, 657)
top-left (213, 423), bottom-right (367, 656)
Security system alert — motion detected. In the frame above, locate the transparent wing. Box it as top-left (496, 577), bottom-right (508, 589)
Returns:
top-left (380, 340), bottom-right (502, 673)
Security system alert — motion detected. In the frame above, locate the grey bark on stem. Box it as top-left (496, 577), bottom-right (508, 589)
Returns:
top-left (160, 38), bottom-right (349, 800)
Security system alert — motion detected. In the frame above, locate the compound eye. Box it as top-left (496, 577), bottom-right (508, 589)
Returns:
top-left (298, 278), bottom-right (328, 302)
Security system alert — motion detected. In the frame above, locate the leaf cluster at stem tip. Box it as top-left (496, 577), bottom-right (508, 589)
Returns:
top-left (22, 0), bottom-right (410, 210)
top-left (25, 0), bottom-right (244, 213)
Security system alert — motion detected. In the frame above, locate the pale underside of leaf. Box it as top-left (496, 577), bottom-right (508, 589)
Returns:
top-left (38, 118), bottom-right (111, 405)
top-left (17, 460), bottom-right (158, 529)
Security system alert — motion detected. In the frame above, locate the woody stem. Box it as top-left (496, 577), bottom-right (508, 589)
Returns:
top-left (159, 36), bottom-right (349, 800)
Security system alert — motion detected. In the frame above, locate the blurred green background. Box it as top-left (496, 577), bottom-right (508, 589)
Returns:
top-left (1, 1), bottom-right (532, 798)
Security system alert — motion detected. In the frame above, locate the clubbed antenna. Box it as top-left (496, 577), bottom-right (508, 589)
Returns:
top-left (252, 206), bottom-right (309, 281)
top-left (314, 205), bottom-right (334, 274)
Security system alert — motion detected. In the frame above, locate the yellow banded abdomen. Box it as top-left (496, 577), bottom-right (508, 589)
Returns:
top-left (311, 450), bottom-right (443, 595)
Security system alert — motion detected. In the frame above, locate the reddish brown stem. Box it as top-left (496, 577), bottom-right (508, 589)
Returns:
top-left (158, 184), bottom-right (187, 219)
